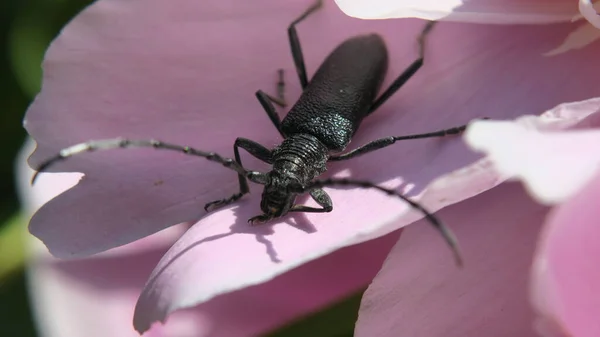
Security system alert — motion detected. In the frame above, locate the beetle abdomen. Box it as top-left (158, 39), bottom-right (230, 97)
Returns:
top-left (281, 34), bottom-right (388, 151)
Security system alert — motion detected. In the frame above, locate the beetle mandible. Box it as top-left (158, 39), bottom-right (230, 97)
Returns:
top-left (32, 0), bottom-right (471, 265)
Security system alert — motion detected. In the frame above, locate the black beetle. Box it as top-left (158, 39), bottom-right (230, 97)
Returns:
top-left (32, 0), bottom-right (470, 265)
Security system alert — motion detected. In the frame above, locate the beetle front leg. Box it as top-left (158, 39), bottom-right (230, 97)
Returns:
top-left (289, 188), bottom-right (333, 213)
top-left (204, 138), bottom-right (273, 212)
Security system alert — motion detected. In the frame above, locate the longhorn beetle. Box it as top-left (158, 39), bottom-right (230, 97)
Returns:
top-left (32, 0), bottom-right (471, 265)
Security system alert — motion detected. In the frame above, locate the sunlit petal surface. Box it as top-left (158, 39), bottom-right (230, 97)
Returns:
top-left (579, 0), bottom-right (600, 28)
top-left (465, 98), bottom-right (600, 204)
top-left (334, 0), bottom-right (577, 23)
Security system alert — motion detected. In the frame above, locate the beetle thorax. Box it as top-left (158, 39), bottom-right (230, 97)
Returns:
top-left (271, 133), bottom-right (328, 184)
top-left (258, 134), bottom-right (328, 217)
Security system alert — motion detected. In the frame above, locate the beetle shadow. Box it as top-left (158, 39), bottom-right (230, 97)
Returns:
top-left (178, 182), bottom-right (340, 266)
top-left (140, 209), bottom-right (283, 291)
top-left (227, 205), bottom-right (283, 263)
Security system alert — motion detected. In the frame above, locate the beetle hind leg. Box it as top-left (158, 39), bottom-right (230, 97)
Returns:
top-left (288, 0), bottom-right (324, 89)
top-left (368, 21), bottom-right (437, 114)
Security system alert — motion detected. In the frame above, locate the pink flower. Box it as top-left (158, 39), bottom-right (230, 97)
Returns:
top-left (23, 0), bottom-right (599, 334)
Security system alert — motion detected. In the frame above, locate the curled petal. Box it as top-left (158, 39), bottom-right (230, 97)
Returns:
top-left (579, 0), bottom-right (600, 28)
top-left (464, 98), bottom-right (600, 205)
top-left (544, 23), bottom-right (600, 56)
top-left (531, 170), bottom-right (600, 337)
top-left (334, 0), bottom-right (577, 23)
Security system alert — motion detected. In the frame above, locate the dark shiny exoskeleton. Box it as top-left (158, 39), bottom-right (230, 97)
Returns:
top-left (33, 0), bottom-right (468, 265)
top-left (281, 34), bottom-right (387, 151)
top-left (244, 33), bottom-right (391, 223)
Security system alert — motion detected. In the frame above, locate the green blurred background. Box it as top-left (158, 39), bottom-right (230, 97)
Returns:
top-left (0, 1), bottom-right (360, 336)
top-left (0, 1), bottom-right (96, 335)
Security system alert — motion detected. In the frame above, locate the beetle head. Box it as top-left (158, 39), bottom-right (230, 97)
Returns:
top-left (249, 171), bottom-right (303, 224)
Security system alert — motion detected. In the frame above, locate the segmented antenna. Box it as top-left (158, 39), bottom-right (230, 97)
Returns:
top-left (31, 138), bottom-right (463, 266)
top-left (31, 138), bottom-right (247, 184)
top-left (306, 178), bottom-right (463, 267)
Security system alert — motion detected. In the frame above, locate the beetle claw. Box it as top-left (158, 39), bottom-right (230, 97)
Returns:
top-left (248, 214), bottom-right (272, 225)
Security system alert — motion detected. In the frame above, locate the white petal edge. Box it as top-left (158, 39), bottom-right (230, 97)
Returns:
top-left (464, 98), bottom-right (600, 205)
top-left (580, 0), bottom-right (600, 28)
top-left (334, 0), bottom-right (576, 24)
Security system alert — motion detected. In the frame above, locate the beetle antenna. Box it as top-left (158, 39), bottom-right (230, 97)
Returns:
top-left (305, 177), bottom-right (463, 267)
top-left (31, 138), bottom-right (248, 184)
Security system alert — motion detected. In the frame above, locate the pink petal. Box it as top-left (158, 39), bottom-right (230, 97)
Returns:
top-left (464, 98), bottom-right (600, 205)
top-left (355, 182), bottom-right (549, 337)
top-left (580, 0), bottom-right (600, 28)
top-left (28, 249), bottom-right (207, 337)
top-left (531, 171), bottom-right (600, 337)
top-left (334, 0), bottom-right (577, 23)
top-left (26, 0), bottom-right (600, 260)
top-left (16, 138), bottom-right (186, 258)
top-left (29, 233), bottom-right (402, 336)
top-left (18, 140), bottom-right (207, 336)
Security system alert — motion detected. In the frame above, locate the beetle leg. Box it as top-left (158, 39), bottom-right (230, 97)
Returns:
top-left (276, 68), bottom-right (286, 105)
top-left (288, 0), bottom-right (324, 89)
top-left (204, 138), bottom-right (273, 212)
top-left (289, 188), bottom-right (333, 213)
top-left (247, 213), bottom-right (272, 225)
top-left (256, 90), bottom-right (288, 137)
top-left (329, 123), bottom-right (468, 161)
top-left (259, 69), bottom-right (287, 109)
top-left (368, 21), bottom-right (436, 114)
top-left (304, 178), bottom-right (463, 266)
